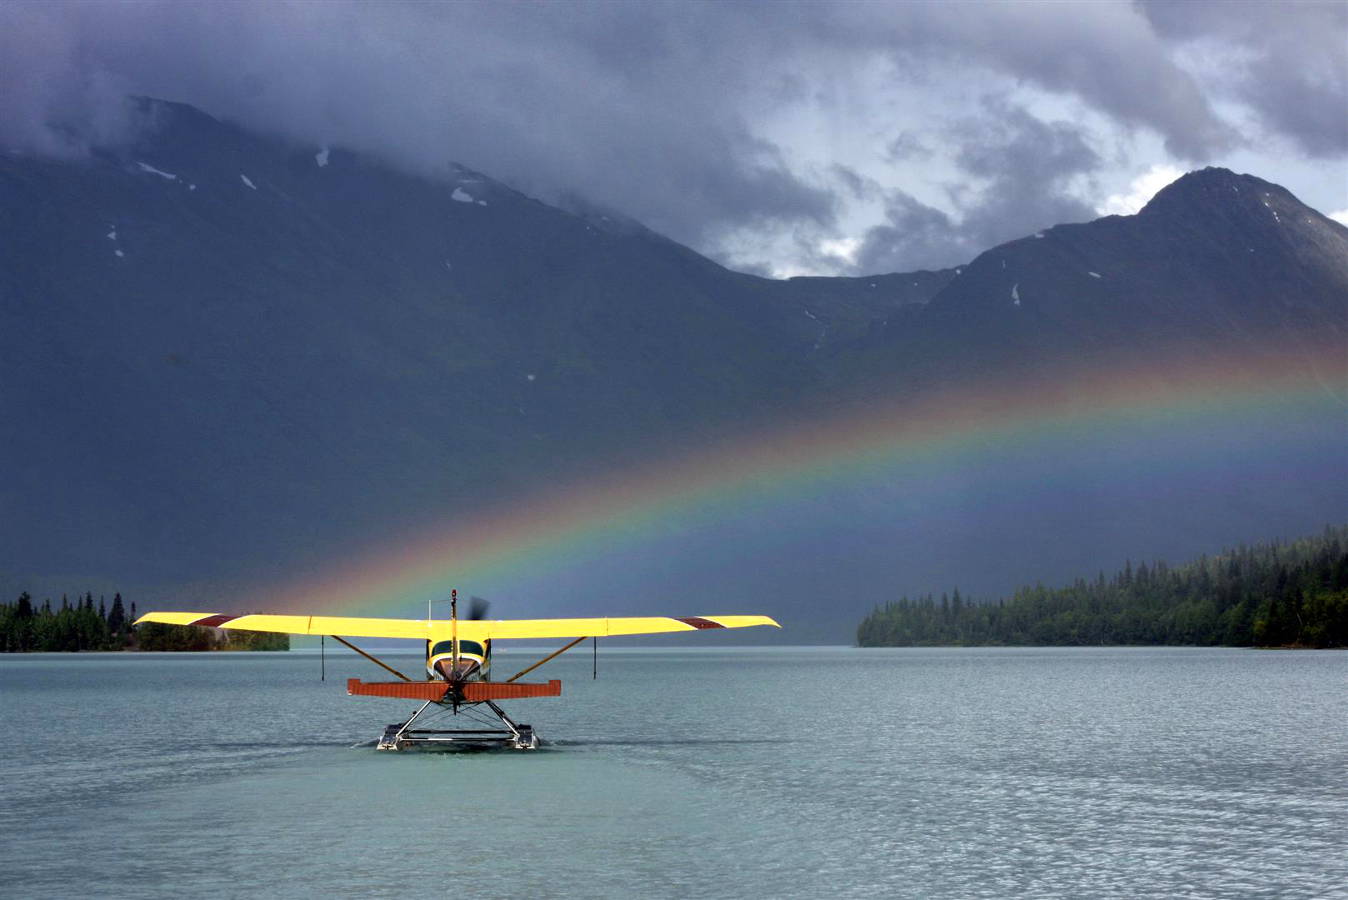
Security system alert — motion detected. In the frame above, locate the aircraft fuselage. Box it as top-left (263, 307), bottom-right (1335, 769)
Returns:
top-left (426, 638), bottom-right (491, 682)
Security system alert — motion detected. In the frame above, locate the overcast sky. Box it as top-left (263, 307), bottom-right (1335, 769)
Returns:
top-left (3, 0), bottom-right (1345, 276)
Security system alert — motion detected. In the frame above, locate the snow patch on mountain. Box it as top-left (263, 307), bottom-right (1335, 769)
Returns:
top-left (452, 188), bottom-right (475, 203)
top-left (240, 174), bottom-right (257, 190)
top-left (137, 162), bottom-right (176, 180)
top-left (315, 147), bottom-right (330, 168)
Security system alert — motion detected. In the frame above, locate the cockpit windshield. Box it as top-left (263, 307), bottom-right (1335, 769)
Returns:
top-left (430, 640), bottom-right (485, 658)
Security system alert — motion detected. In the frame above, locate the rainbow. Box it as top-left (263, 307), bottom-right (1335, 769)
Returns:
top-left (261, 345), bottom-right (1346, 617)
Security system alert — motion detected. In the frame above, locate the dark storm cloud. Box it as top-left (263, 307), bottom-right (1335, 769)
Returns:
top-left (0, 1), bottom-right (839, 247)
top-left (855, 101), bottom-right (1101, 273)
top-left (853, 193), bottom-right (966, 275)
top-left (829, 164), bottom-right (884, 202)
top-left (0, 1), bottom-right (1340, 273)
top-left (886, 133), bottom-right (934, 162)
top-left (1139, 0), bottom-right (1348, 157)
top-left (860, 2), bottom-right (1234, 160)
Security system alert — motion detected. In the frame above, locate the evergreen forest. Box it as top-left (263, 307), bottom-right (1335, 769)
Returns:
top-left (857, 526), bottom-right (1348, 648)
top-left (0, 592), bottom-right (288, 651)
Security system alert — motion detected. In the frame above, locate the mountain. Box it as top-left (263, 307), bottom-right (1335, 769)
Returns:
top-left (829, 167), bottom-right (1347, 388)
top-left (1, 99), bottom-right (1344, 635)
top-left (0, 101), bottom-right (856, 581)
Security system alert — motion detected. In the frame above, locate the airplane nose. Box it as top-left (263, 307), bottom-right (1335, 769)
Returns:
top-left (433, 658), bottom-right (481, 682)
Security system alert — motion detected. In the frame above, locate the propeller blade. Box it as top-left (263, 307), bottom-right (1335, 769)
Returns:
top-left (468, 596), bottom-right (490, 620)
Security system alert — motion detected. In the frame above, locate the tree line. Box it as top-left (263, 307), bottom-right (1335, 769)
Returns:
top-left (0, 592), bottom-right (287, 651)
top-left (857, 526), bottom-right (1348, 648)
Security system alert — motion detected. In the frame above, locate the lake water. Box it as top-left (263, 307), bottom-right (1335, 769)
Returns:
top-left (2, 647), bottom-right (1345, 898)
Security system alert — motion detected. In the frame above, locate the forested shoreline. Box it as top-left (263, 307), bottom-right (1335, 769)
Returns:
top-left (0, 592), bottom-right (287, 651)
top-left (858, 526), bottom-right (1348, 648)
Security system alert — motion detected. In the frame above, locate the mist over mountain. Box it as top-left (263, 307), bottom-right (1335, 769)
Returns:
top-left (2, 100), bottom-right (1344, 638)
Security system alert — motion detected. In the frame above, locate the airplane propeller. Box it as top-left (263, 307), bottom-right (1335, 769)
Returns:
top-left (467, 596), bottom-right (490, 621)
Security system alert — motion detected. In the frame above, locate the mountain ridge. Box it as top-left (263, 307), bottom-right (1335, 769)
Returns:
top-left (2, 99), bottom-right (1344, 636)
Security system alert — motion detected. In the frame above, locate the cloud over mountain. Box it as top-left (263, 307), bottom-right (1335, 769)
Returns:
top-left (1, 1), bottom-right (1343, 275)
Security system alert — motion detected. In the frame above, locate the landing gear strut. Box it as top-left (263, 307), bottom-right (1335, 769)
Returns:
top-left (376, 698), bottom-right (539, 751)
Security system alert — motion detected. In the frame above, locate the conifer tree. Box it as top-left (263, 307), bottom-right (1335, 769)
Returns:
top-left (108, 594), bottom-right (125, 635)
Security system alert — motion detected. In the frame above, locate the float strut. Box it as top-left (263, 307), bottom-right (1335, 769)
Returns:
top-left (331, 635), bottom-right (414, 682)
top-left (506, 636), bottom-right (587, 683)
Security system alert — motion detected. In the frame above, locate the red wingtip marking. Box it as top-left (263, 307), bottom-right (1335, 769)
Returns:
top-left (675, 617), bottom-right (725, 629)
top-left (190, 614), bottom-right (238, 628)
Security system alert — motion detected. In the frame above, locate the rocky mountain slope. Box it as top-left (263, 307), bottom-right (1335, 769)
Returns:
top-left (1, 99), bottom-right (1344, 623)
top-left (830, 167), bottom-right (1347, 389)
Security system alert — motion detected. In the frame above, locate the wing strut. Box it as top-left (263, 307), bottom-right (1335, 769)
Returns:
top-left (505, 636), bottom-right (588, 683)
top-left (331, 635), bottom-right (414, 682)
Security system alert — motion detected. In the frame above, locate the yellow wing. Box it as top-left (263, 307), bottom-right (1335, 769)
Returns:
top-left (135, 612), bottom-right (780, 640)
top-left (456, 615), bottom-right (780, 640)
top-left (134, 612), bottom-right (434, 640)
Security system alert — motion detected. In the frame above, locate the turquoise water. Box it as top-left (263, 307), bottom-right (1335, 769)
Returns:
top-left (2, 647), bottom-right (1346, 897)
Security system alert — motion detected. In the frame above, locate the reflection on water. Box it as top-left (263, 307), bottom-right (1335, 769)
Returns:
top-left (2, 647), bottom-right (1345, 898)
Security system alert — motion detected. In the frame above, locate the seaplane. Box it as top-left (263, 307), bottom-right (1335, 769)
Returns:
top-left (134, 592), bottom-right (779, 750)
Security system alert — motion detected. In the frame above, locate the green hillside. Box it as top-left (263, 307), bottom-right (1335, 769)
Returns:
top-left (0, 592), bottom-right (287, 651)
top-left (857, 526), bottom-right (1348, 648)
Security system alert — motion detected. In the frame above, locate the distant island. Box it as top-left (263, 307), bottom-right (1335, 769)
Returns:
top-left (0, 592), bottom-right (288, 651)
top-left (858, 526), bottom-right (1347, 649)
